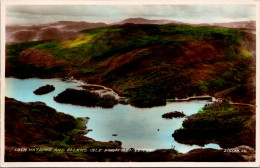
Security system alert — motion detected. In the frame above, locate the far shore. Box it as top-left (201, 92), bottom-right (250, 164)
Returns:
top-left (166, 95), bottom-right (215, 102)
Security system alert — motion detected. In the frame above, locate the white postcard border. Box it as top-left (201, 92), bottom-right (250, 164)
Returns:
top-left (1, 0), bottom-right (259, 167)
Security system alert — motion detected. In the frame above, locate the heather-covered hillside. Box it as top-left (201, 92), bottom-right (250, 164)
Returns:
top-left (6, 23), bottom-right (255, 107)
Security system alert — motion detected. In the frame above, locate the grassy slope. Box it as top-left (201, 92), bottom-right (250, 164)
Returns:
top-left (6, 24), bottom-right (253, 107)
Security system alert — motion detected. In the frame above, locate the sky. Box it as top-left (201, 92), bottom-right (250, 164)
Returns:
top-left (6, 4), bottom-right (256, 25)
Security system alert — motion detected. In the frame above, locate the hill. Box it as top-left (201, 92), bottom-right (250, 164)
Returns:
top-left (6, 21), bottom-right (107, 44)
top-left (7, 19), bottom-right (255, 44)
top-left (5, 97), bottom-right (121, 161)
top-left (115, 17), bottom-right (184, 25)
top-left (210, 21), bottom-right (256, 30)
top-left (6, 23), bottom-right (255, 107)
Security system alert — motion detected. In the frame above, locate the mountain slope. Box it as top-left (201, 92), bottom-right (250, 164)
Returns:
top-left (6, 23), bottom-right (255, 107)
top-left (6, 21), bottom-right (107, 44)
top-left (6, 19), bottom-right (255, 44)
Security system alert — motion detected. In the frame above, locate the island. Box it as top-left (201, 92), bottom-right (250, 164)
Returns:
top-left (33, 84), bottom-right (55, 95)
top-left (162, 111), bottom-right (186, 119)
top-left (54, 88), bottom-right (118, 108)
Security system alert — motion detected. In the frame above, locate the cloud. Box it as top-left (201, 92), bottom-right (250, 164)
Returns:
top-left (6, 5), bottom-right (256, 25)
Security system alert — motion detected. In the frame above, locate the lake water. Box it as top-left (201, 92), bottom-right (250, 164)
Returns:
top-left (5, 77), bottom-right (221, 153)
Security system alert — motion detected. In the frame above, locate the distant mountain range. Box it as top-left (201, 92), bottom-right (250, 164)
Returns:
top-left (114, 17), bottom-right (185, 25)
top-left (117, 18), bottom-right (256, 29)
top-left (208, 21), bottom-right (256, 29)
top-left (6, 21), bottom-right (107, 44)
top-left (6, 18), bottom-right (256, 44)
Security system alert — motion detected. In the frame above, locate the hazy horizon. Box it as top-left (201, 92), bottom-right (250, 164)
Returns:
top-left (6, 5), bottom-right (256, 26)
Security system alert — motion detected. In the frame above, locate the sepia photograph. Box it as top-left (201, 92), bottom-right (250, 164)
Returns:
top-left (1, 0), bottom-right (259, 167)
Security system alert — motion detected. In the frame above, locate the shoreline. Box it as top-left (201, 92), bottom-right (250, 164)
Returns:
top-left (6, 75), bottom-right (256, 108)
top-left (4, 80), bottom-right (255, 161)
top-left (5, 77), bottom-right (255, 147)
top-left (167, 95), bottom-right (215, 102)
top-left (5, 76), bottom-right (220, 106)
top-left (172, 102), bottom-right (256, 152)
